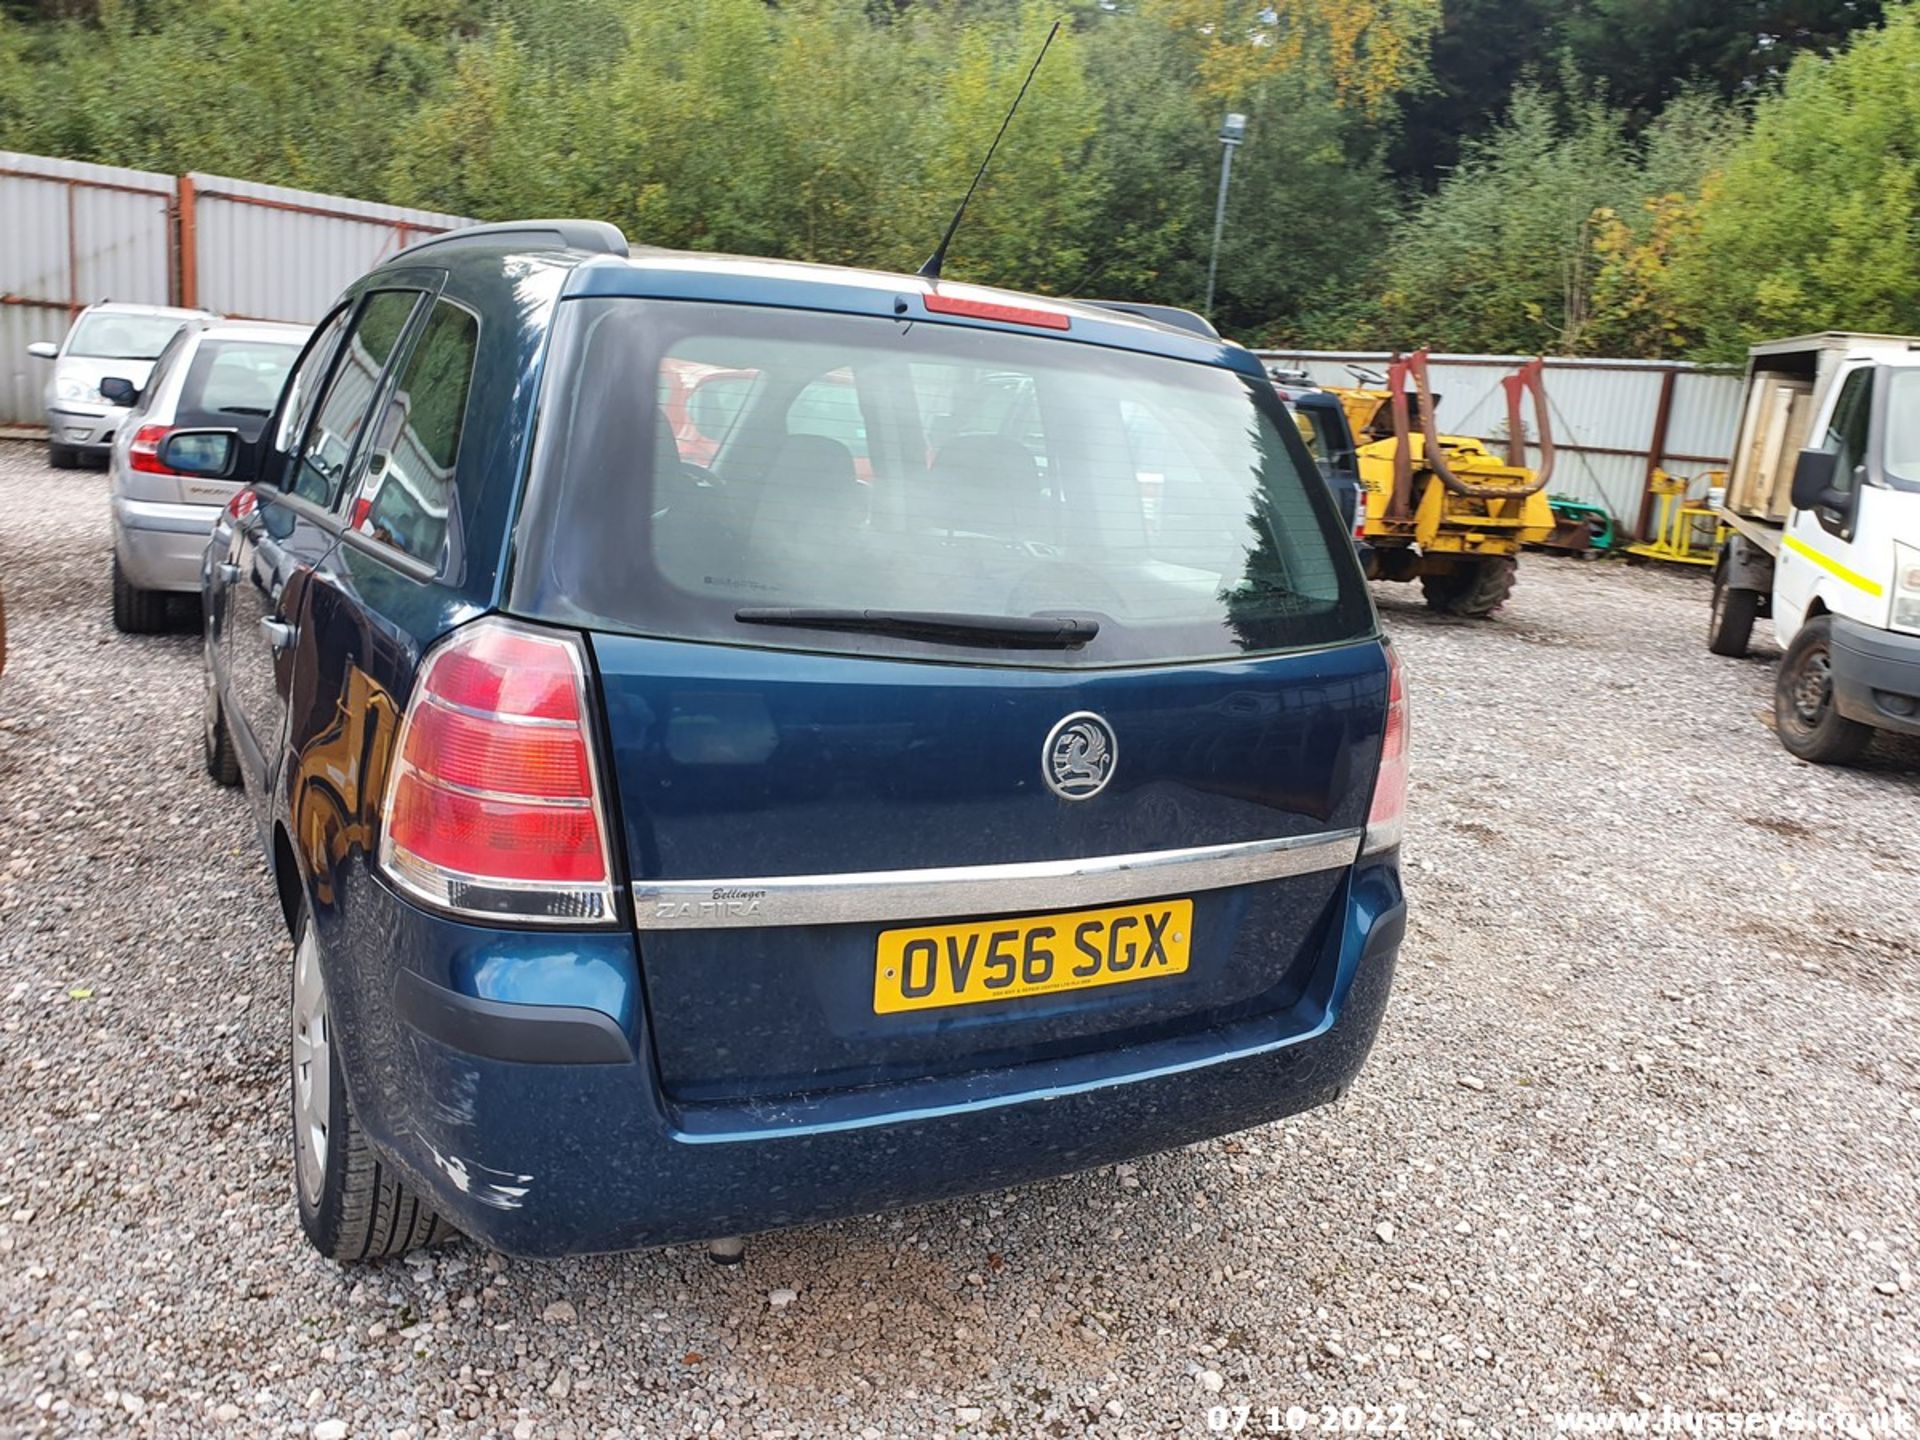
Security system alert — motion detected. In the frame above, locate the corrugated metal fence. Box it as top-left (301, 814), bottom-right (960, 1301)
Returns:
top-left (0, 145), bottom-right (1747, 535)
top-left (1, 148), bottom-right (471, 432)
top-left (1258, 349), bottom-right (1747, 540)
top-left (179, 173), bottom-right (469, 323)
top-left (1, 152), bottom-right (178, 432)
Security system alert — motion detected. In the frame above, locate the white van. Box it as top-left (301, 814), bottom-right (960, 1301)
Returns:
top-left (1710, 332), bottom-right (1920, 763)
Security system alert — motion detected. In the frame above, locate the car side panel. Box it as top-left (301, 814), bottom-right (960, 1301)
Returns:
top-left (282, 536), bottom-right (479, 934)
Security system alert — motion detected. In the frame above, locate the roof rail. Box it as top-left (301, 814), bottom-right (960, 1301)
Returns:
top-left (1077, 300), bottom-right (1220, 340)
top-left (389, 219), bottom-right (630, 265)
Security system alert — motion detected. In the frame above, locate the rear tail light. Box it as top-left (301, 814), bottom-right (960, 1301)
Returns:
top-left (1362, 645), bottom-right (1407, 855)
top-left (129, 424), bottom-right (176, 475)
top-left (378, 617), bottom-right (618, 924)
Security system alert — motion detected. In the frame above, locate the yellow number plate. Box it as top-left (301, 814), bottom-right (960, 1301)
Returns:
top-left (874, 899), bottom-right (1193, 1015)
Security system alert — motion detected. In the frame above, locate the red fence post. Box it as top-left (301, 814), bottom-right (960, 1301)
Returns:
top-left (177, 173), bottom-right (198, 310)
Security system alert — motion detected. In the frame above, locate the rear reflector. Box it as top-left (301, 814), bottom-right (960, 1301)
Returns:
top-left (922, 292), bottom-right (1071, 330)
top-left (379, 617), bottom-right (618, 924)
top-left (1362, 645), bottom-right (1407, 855)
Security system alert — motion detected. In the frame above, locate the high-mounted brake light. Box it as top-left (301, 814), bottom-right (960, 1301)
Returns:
top-left (922, 293), bottom-right (1071, 331)
top-left (129, 424), bottom-right (177, 476)
top-left (1362, 646), bottom-right (1407, 855)
top-left (378, 617), bottom-right (618, 924)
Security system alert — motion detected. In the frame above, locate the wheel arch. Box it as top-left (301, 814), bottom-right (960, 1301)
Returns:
top-left (272, 823), bottom-right (306, 939)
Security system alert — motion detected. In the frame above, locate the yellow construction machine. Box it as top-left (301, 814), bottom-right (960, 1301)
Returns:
top-left (1326, 350), bottom-right (1557, 617)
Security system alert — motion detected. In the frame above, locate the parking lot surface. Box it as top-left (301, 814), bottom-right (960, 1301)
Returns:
top-left (1, 440), bottom-right (1915, 1438)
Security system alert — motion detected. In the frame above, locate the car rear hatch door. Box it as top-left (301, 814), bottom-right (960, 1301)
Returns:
top-left (509, 289), bottom-right (1388, 1110)
top-left (589, 633), bottom-right (1387, 1106)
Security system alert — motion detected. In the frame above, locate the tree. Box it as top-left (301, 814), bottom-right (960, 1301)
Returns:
top-left (1565, 0), bottom-right (1885, 126)
top-left (1146, 0), bottom-right (1440, 114)
top-left (0, 0), bottom-right (456, 194)
top-left (1386, 0), bottom-right (1567, 186)
top-left (1363, 87), bottom-right (1735, 355)
top-left (1671, 7), bottom-right (1920, 358)
top-left (1386, 0), bottom-right (1882, 190)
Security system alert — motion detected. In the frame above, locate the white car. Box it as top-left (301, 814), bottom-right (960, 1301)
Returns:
top-left (27, 301), bottom-right (214, 468)
top-left (108, 320), bottom-right (310, 632)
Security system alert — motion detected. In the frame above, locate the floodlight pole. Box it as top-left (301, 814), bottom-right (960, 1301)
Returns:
top-left (1204, 112), bottom-right (1248, 320)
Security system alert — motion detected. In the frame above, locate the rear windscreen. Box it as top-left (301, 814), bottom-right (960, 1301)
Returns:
top-left (511, 299), bottom-right (1374, 667)
top-left (177, 340), bottom-right (301, 433)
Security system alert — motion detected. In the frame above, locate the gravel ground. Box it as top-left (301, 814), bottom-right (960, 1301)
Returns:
top-left (1, 440), bottom-right (1916, 1440)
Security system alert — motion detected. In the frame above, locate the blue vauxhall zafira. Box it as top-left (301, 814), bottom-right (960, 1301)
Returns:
top-left (194, 219), bottom-right (1407, 1260)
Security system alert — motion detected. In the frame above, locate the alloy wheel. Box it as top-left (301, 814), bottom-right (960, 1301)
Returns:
top-left (291, 925), bottom-right (331, 1205)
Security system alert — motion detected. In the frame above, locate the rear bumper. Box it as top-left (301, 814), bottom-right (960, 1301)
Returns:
top-left (112, 496), bottom-right (219, 593)
top-left (1830, 616), bottom-right (1920, 736)
top-left (317, 858), bottom-right (1403, 1257)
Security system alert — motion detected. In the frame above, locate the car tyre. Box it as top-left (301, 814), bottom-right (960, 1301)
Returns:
top-left (112, 556), bottom-right (169, 634)
top-left (1707, 567), bottom-right (1758, 658)
top-left (48, 443), bottom-right (79, 470)
top-left (204, 701), bottom-right (242, 787)
top-left (291, 913), bottom-right (455, 1262)
top-left (1774, 616), bottom-right (1871, 765)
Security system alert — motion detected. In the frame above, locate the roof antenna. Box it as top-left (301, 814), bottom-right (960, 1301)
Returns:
top-left (919, 20), bottom-right (1061, 282)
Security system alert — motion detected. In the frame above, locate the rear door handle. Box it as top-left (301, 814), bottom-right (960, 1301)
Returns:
top-left (258, 617), bottom-right (297, 652)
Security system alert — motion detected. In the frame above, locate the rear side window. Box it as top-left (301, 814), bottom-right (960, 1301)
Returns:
top-left (286, 290), bottom-right (420, 508)
top-left (514, 299), bottom-right (1372, 668)
top-left (176, 339), bottom-right (302, 433)
top-left (345, 301), bottom-right (479, 567)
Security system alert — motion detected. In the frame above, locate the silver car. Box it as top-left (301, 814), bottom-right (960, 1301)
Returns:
top-left (27, 302), bottom-right (214, 468)
top-left (108, 320), bottom-right (309, 632)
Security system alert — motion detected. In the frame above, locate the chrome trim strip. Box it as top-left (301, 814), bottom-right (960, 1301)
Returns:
top-left (631, 828), bottom-right (1363, 930)
top-left (420, 691), bottom-right (576, 729)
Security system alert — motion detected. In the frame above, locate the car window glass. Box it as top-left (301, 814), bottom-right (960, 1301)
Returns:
top-left (789, 372), bottom-right (868, 461)
top-left (287, 291), bottom-right (421, 508)
top-left (274, 310), bottom-right (350, 456)
top-left (660, 366), bottom-right (760, 471)
top-left (67, 312), bottom-right (188, 360)
top-left (1883, 370), bottom-right (1920, 487)
top-left (515, 299), bottom-right (1370, 667)
top-left (177, 340), bottom-right (303, 434)
top-left (133, 329), bottom-right (191, 417)
top-left (1824, 369), bottom-right (1872, 495)
top-left (344, 300), bottom-right (478, 567)
top-left (1292, 408), bottom-right (1325, 461)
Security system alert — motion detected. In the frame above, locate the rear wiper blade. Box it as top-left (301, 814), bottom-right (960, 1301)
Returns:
top-left (218, 405), bottom-right (271, 416)
top-left (734, 607), bottom-right (1100, 648)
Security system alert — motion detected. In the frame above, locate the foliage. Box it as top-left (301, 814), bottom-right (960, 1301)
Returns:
top-left (1147, 0), bottom-right (1442, 115)
top-left (0, 0), bottom-right (1916, 360)
top-left (1564, 0), bottom-right (1886, 127)
top-left (1365, 87), bottom-right (1739, 355)
top-left (1391, 0), bottom-right (1882, 188)
top-left (1668, 6), bottom-right (1920, 358)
